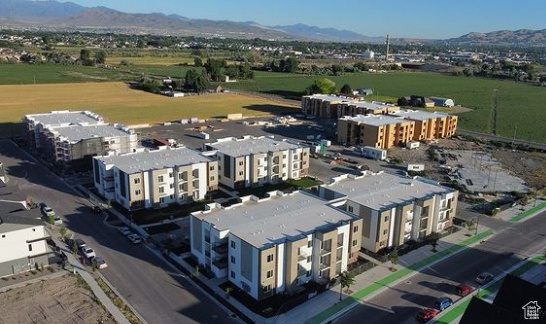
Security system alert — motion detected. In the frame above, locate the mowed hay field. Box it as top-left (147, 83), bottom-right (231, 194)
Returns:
top-left (0, 82), bottom-right (298, 125)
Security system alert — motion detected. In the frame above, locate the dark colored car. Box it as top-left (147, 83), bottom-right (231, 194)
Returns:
top-left (435, 297), bottom-right (453, 311)
top-left (476, 272), bottom-right (494, 284)
top-left (416, 308), bottom-right (438, 322)
top-left (91, 206), bottom-right (102, 214)
top-left (455, 284), bottom-right (473, 296)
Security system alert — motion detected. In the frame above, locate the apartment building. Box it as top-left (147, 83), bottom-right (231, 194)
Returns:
top-left (337, 110), bottom-right (458, 148)
top-left (204, 136), bottom-right (309, 189)
top-left (0, 201), bottom-right (52, 277)
top-left (391, 110), bottom-right (458, 140)
top-left (190, 190), bottom-right (363, 300)
top-left (93, 147), bottom-right (218, 211)
top-left (24, 110), bottom-right (103, 149)
top-left (318, 172), bottom-right (458, 252)
top-left (301, 94), bottom-right (401, 119)
top-left (24, 110), bottom-right (137, 170)
top-left (337, 114), bottom-right (415, 148)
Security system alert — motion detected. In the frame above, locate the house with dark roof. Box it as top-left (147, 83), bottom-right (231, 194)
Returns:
top-left (0, 200), bottom-right (53, 277)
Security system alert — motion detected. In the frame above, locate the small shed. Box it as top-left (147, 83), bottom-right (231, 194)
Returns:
top-left (430, 97), bottom-right (455, 107)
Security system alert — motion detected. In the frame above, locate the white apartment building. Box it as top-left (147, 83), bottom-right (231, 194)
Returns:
top-left (191, 190), bottom-right (362, 300)
top-left (0, 201), bottom-right (52, 277)
top-left (93, 147), bottom-right (218, 211)
top-left (204, 136), bottom-right (310, 189)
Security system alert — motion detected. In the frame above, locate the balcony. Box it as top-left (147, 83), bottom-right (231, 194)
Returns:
top-left (212, 242), bottom-right (228, 254)
top-left (297, 251), bottom-right (308, 262)
top-left (204, 235), bottom-right (211, 243)
top-left (297, 267), bottom-right (307, 277)
top-left (320, 263), bottom-right (330, 270)
top-left (212, 257), bottom-right (228, 269)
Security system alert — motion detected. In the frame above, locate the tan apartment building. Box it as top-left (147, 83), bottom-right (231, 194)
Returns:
top-left (337, 110), bottom-right (458, 148)
top-left (190, 190), bottom-right (362, 300)
top-left (336, 101), bottom-right (400, 118)
top-left (204, 136), bottom-right (310, 189)
top-left (301, 94), bottom-right (401, 119)
top-left (93, 147), bottom-right (218, 210)
top-left (318, 171), bottom-right (458, 253)
top-left (337, 114), bottom-right (416, 148)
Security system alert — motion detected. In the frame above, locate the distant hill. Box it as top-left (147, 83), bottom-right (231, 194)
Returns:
top-left (0, 0), bottom-right (84, 22)
top-left (273, 23), bottom-right (384, 43)
top-left (447, 29), bottom-right (546, 46)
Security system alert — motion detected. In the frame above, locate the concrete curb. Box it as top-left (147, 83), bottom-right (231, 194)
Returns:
top-left (318, 231), bottom-right (493, 324)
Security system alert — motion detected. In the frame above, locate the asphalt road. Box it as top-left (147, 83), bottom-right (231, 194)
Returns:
top-left (336, 210), bottom-right (546, 324)
top-left (0, 140), bottom-right (238, 324)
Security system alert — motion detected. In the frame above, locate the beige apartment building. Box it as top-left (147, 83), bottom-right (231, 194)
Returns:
top-left (336, 101), bottom-right (401, 117)
top-left (337, 110), bottom-right (458, 148)
top-left (190, 170), bottom-right (458, 300)
top-left (93, 147), bottom-right (218, 210)
top-left (204, 136), bottom-right (310, 189)
top-left (318, 172), bottom-right (458, 252)
top-left (301, 94), bottom-right (400, 119)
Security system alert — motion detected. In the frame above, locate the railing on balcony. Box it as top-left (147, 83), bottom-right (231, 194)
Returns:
top-left (320, 263), bottom-right (330, 270)
top-left (212, 257), bottom-right (228, 269)
top-left (212, 242), bottom-right (228, 254)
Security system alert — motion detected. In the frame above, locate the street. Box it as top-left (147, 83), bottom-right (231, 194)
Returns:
top-left (336, 210), bottom-right (546, 324)
top-left (0, 140), bottom-right (238, 324)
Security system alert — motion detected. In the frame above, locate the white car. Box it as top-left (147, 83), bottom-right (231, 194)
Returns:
top-left (81, 246), bottom-right (96, 259)
top-left (94, 256), bottom-right (108, 269)
top-left (117, 227), bottom-right (131, 236)
top-left (42, 206), bottom-right (56, 217)
top-left (127, 234), bottom-right (142, 245)
top-left (53, 216), bottom-right (63, 225)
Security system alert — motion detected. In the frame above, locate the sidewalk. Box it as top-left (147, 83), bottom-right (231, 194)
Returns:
top-left (48, 230), bottom-right (131, 324)
top-left (494, 197), bottom-right (546, 223)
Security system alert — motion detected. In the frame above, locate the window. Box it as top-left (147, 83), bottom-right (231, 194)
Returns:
top-left (170, 183), bottom-right (174, 189)
top-left (28, 244), bottom-right (32, 252)
top-left (266, 270), bottom-right (273, 279)
top-left (384, 215), bottom-right (389, 222)
top-left (135, 189), bottom-right (141, 195)
top-left (231, 271), bottom-right (235, 279)
top-left (231, 241), bottom-right (236, 249)
top-left (263, 284), bottom-right (272, 293)
top-left (306, 270), bottom-right (312, 277)
top-left (178, 173), bottom-right (184, 180)
top-left (267, 254), bottom-right (274, 263)
top-left (306, 256), bottom-right (312, 263)
top-left (231, 256), bottom-right (236, 264)
top-left (352, 239), bottom-right (358, 247)
top-left (159, 187), bottom-right (164, 194)
top-left (169, 172), bottom-right (173, 178)
top-left (239, 161), bottom-right (244, 166)
top-left (307, 241), bottom-right (312, 248)
top-left (348, 205), bottom-right (354, 213)
top-left (209, 166), bottom-right (215, 171)
top-left (134, 178), bottom-right (140, 184)
top-left (160, 197), bottom-right (165, 203)
top-left (158, 175), bottom-right (164, 183)
top-left (238, 171), bottom-right (244, 176)
top-left (210, 176), bottom-right (215, 181)
top-left (1, 235), bottom-right (5, 238)
top-left (169, 194), bottom-right (174, 200)
top-left (353, 226), bottom-right (359, 233)
top-left (383, 229), bottom-right (388, 235)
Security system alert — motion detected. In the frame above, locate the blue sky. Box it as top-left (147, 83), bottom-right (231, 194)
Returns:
top-left (67, 0), bottom-right (546, 39)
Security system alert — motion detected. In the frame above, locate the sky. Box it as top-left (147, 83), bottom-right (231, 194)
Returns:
top-left (66, 0), bottom-right (546, 39)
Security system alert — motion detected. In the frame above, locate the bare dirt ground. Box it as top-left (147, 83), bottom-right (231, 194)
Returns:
top-left (0, 274), bottom-right (114, 324)
top-left (492, 150), bottom-right (546, 189)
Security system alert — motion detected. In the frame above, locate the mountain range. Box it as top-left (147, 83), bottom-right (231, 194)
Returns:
top-left (0, 0), bottom-right (544, 46)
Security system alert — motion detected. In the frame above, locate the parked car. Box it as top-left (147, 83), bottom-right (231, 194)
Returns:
top-left (53, 215), bottom-right (63, 225)
top-left (117, 227), bottom-right (131, 236)
top-left (41, 204), bottom-right (55, 217)
top-left (94, 256), bottom-right (108, 269)
top-left (81, 246), bottom-right (96, 259)
top-left (91, 206), bottom-right (102, 214)
top-left (127, 234), bottom-right (142, 245)
top-left (455, 284), bottom-right (473, 296)
top-left (416, 308), bottom-right (438, 322)
top-left (75, 239), bottom-right (87, 249)
top-left (435, 297), bottom-right (453, 311)
top-left (475, 272), bottom-right (494, 284)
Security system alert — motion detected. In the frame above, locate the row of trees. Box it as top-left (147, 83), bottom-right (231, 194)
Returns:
top-left (195, 57), bottom-right (254, 81)
top-left (79, 49), bottom-right (107, 66)
top-left (305, 78), bottom-right (354, 96)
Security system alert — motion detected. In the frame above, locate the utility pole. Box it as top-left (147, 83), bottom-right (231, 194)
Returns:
top-left (491, 89), bottom-right (498, 136)
top-left (385, 34), bottom-right (390, 63)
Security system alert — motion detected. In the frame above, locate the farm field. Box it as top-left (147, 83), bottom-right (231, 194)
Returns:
top-left (0, 82), bottom-right (298, 126)
top-left (227, 71), bottom-right (546, 142)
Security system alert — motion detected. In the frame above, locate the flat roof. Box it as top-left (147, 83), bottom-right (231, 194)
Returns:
top-left (26, 110), bottom-right (103, 128)
top-left (325, 171), bottom-right (453, 210)
top-left (393, 109), bottom-right (450, 120)
top-left (0, 201), bottom-right (44, 232)
top-left (207, 136), bottom-right (302, 157)
top-left (54, 124), bottom-right (132, 143)
top-left (97, 147), bottom-right (213, 174)
top-left (197, 191), bottom-right (354, 249)
top-left (340, 114), bottom-right (405, 126)
top-left (304, 94), bottom-right (358, 103)
top-left (343, 101), bottom-right (399, 111)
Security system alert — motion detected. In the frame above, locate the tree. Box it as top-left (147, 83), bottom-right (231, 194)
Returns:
top-left (79, 49), bottom-right (93, 66)
top-left (389, 249), bottom-right (399, 266)
top-left (340, 83), bottom-right (353, 95)
top-left (306, 78), bottom-right (336, 95)
top-left (94, 50), bottom-right (107, 64)
top-left (185, 69), bottom-right (209, 93)
top-left (72, 240), bottom-right (79, 255)
top-left (194, 57), bottom-right (203, 67)
top-left (59, 226), bottom-right (68, 241)
top-left (331, 64), bottom-right (344, 76)
top-left (204, 58), bottom-right (225, 82)
top-left (397, 97), bottom-right (409, 106)
top-left (136, 39), bottom-right (145, 48)
top-left (284, 56), bottom-right (299, 73)
top-left (339, 271), bottom-right (355, 300)
top-left (429, 233), bottom-right (441, 252)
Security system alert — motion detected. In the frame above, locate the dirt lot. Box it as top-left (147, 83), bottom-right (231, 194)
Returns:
top-left (492, 149), bottom-right (546, 189)
top-left (0, 274), bottom-right (114, 324)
